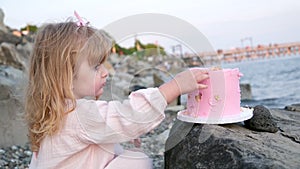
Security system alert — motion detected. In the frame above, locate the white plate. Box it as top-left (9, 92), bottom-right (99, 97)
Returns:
top-left (177, 107), bottom-right (253, 124)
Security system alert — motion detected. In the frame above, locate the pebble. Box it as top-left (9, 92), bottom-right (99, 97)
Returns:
top-left (0, 144), bottom-right (31, 169)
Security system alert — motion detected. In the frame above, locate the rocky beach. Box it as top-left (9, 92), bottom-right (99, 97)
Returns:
top-left (1, 8), bottom-right (300, 169)
top-left (1, 104), bottom-right (300, 169)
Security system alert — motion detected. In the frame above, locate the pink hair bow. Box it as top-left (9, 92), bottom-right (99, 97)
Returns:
top-left (74, 11), bottom-right (89, 26)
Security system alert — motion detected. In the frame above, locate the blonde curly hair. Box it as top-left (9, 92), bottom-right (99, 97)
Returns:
top-left (25, 21), bottom-right (112, 152)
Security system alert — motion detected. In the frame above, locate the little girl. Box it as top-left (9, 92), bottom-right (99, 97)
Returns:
top-left (25, 17), bottom-right (209, 168)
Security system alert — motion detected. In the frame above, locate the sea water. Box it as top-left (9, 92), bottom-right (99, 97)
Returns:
top-left (222, 55), bottom-right (300, 108)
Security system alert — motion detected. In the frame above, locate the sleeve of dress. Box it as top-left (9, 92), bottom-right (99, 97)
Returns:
top-left (76, 88), bottom-right (167, 144)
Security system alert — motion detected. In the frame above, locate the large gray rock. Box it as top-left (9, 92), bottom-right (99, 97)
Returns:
top-left (165, 106), bottom-right (300, 169)
top-left (0, 65), bottom-right (28, 147)
top-left (0, 15), bottom-right (32, 146)
top-left (0, 42), bottom-right (26, 70)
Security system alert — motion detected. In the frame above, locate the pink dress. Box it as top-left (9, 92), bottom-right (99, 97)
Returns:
top-left (29, 88), bottom-right (167, 169)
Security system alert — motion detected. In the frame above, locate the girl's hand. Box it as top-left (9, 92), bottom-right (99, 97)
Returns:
top-left (159, 68), bottom-right (209, 104)
top-left (174, 68), bottom-right (209, 94)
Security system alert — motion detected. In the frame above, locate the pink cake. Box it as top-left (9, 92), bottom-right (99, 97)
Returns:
top-left (178, 68), bottom-right (252, 124)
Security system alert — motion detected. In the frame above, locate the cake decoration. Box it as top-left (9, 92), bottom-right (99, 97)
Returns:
top-left (214, 95), bottom-right (220, 101)
top-left (195, 92), bottom-right (202, 102)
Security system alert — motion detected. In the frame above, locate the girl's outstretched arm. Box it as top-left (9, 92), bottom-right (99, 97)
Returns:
top-left (159, 69), bottom-right (209, 104)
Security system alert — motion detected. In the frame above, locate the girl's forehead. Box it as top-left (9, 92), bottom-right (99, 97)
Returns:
top-left (77, 54), bottom-right (100, 68)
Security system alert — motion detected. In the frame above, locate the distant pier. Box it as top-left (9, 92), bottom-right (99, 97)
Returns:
top-left (183, 42), bottom-right (300, 66)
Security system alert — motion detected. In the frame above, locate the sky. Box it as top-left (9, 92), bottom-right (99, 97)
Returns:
top-left (1, 0), bottom-right (300, 53)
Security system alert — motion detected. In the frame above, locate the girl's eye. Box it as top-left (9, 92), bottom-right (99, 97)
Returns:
top-left (95, 64), bottom-right (101, 70)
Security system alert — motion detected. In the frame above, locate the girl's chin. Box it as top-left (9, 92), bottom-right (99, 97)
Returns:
top-left (95, 88), bottom-right (103, 97)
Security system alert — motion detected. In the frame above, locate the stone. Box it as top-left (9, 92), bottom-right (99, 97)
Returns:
top-left (0, 65), bottom-right (28, 147)
top-left (240, 83), bottom-right (252, 100)
top-left (244, 105), bottom-right (278, 133)
top-left (0, 42), bottom-right (25, 70)
top-left (285, 103), bottom-right (300, 112)
top-left (16, 42), bottom-right (33, 67)
top-left (129, 85), bottom-right (146, 93)
top-left (0, 8), bottom-right (8, 33)
top-left (0, 30), bottom-right (22, 45)
top-left (164, 107), bottom-right (300, 169)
